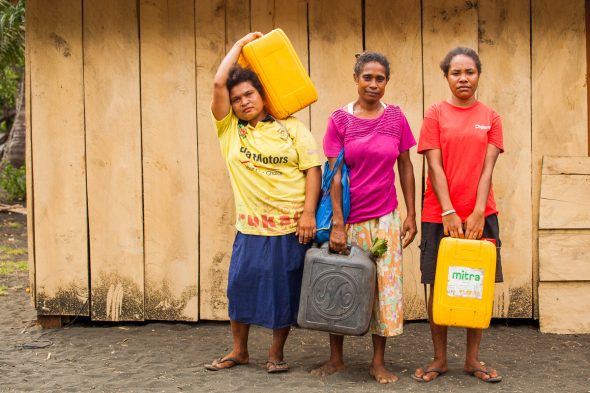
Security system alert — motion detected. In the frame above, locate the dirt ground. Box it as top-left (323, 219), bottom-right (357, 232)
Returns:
top-left (1, 212), bottom-right (589, 393)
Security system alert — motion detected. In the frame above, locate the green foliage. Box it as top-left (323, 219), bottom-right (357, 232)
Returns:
top-left (0, 119), bottom-right (7, 134)
top-left (0, 284), bottom-right (7, 295)
top-left (0, 1), bottom-right (24, 134)
top-left (369, 237), bottom-right (389, 258)
top-left (0, 163), bottom-right (25, 201)
top-left (0, 65), bottom-right (19, 108)
top-left (0, 0), bottom-right (25, 69)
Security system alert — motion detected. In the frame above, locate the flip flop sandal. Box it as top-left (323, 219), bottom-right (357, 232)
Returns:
top-left (204, 357), bottom-right (243, 371)
top-left (467, 367), bottom-right (503, 383)
top-left (266, 360), bottom-right (289, 373)
top-left (411, 366), bottom-right (446, 383)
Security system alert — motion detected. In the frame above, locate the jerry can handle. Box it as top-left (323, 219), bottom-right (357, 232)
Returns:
top-left (319, 241), bottom-right (351, 256)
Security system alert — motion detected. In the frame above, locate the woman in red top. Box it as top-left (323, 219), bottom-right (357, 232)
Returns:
top-left (412, 47), bottom-right (503, 383)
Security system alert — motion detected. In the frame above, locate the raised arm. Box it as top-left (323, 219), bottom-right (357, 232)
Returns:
top-left (211, 32), bottom-right (262, 120)
top-left (425, 148), bottom-right (464, 238)
top-left (463, 144), bottom-right (501, 239)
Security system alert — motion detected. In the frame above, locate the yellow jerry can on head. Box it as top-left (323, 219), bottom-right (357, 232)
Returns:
top-left (433, 237), bottom-right (497, 329)
top-left (238, 28), bottom-right (318, 119)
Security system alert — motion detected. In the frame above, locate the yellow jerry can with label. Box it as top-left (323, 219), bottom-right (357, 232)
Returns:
top-left (238, 28), bottom-right (318, 119)
top-left (433, 237), bottom-right (497, 329)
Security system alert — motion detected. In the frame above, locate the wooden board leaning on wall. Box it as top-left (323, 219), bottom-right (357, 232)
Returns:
top-left (539, 156), bottom-right (590, 334)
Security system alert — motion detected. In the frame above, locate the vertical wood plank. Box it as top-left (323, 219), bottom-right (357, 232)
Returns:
top-left (24, 0), bottom-right (35, 307)
top-left (251, 0), bottom-right (311, 128)
top-left (532, 0), bottom-right (588, 317)
top-left (140, 0), bottom-right (199, 321)
top-left (309, 0), bottom-right (363, 149)
top-left (250, 0), bottom-right (275, 34)
top-left (196, 0), bottom-right (234, 320)
top-left (275, 0), bottom-right (311, 128)
top-left (421, 0), bottom-right (477, 313)
top-left (365, 0), bottom-right (426, 320)
top-left (226, 0), bottom-right (250, 45)
top-left (28, 0), bottom-right (88, 316)
top-left (478, 0), bottom-right (532, 318)
top-left (84, 0), bottom-right (144, 321)
top-left (422, 0), bottom-right (478, 106)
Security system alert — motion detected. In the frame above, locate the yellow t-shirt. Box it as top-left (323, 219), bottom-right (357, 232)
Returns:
top-left (214, 109), bottom-right (321, 236)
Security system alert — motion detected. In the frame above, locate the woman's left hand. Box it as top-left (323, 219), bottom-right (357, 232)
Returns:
top-left (296, 211), bottom-right (316, 244)
top-left (401, 217), bottom-right (417, 248)
top-left (464, 210), bottom-right (485, 239)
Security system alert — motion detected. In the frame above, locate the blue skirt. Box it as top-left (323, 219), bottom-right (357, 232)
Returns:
top-left (227, 232), bottom-right (310, 329)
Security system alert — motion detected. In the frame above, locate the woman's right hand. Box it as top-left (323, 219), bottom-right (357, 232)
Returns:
top-left (442, 213), bottom-right (464, 238)
top-left (236, 32), bottom-right (263, 48)
top-left (329, 225), bottom-right (348, 254)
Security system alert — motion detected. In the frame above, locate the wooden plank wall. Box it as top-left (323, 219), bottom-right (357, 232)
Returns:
top-left (478, 0), bottom-right (532, 317)
top-left (27, 0), bottom-right (587, 323)
top-left (28, 0), bottom-right (89, 316)
top-left (539, 157), bottom-right (590, 333)
top-left (309, 0), bottom-right (362, 148)
top-left (139, 0), bottom-right (200, 321)
top-left (24, 0), bottom-right (34, 307)
top-left (532, 0), bottom-right (588, 319)
top-left (365, 0), bottom-right (425, 319)
top-left (84, 0), bottom-right (145, 321)
top-left (195, 0), bottom-right (236, 321)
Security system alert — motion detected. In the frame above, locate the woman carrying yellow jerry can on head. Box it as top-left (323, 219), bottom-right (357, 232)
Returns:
top-left (205, 32), bottom-right (321, 374)
top-left (413, 47), bottom-right (504, 383)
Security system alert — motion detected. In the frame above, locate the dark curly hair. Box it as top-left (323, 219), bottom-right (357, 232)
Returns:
top-left (354, 51), bottom-right (390, 81)
top-left (440, 47), bottom-right (482, 76)
top-left (226, 65), bottom-right (265, 98)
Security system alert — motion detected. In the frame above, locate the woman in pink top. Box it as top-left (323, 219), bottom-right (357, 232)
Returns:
top-left (311, 52), bottom-right (417, 384)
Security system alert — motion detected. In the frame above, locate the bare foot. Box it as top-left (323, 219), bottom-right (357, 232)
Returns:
top-left (464, 360), bottom-right (502, 382)
top-left (369, 364), bottom-right (398, 384)
top-left (412, 360), bottom-right (448, 382)
top-left (310, 360), bottom-right (345, 376)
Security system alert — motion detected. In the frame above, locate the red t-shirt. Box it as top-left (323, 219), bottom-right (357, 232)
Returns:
top-left (418, 100), bottom-right (503, 223)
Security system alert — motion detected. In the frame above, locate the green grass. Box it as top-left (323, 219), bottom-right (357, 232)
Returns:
top-left (0, 245), bottom-right (27, 256)
top-left (0, 221), bottom-right (21, 229)
top-left (0, 285), bottom-right (7, 296)
top-left (0, 260), bottom-right (27, 275)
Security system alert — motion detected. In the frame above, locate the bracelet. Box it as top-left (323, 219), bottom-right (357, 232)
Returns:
top-left (441, 209), bottom-right (456, 217)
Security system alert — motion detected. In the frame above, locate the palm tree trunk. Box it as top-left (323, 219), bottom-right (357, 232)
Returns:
top-left (1, 77), bottom-right (25, 169)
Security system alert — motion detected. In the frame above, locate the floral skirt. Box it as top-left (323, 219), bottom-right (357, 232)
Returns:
top-left (347, 210), bottom-right (403, 337)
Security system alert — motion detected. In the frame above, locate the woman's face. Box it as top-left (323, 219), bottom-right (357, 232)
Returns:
top-left (445, 54), bottom-right (479, 103)
top-left (229, 81), bottom-right (265, 123)
top-left (354, 61), bottom-right (388, 104)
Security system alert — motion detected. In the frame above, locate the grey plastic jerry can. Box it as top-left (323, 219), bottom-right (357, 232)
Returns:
top-left (297, 243), bottom-right (376, 336)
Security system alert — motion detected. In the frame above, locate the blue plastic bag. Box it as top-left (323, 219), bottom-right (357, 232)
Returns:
top-left (315, 149), bottom-right (350, 244)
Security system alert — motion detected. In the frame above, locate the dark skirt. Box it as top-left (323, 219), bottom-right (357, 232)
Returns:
top-left (227, 232), bottom-right (310, 329)
top-left (419, 214), bottom-right (503, 284)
